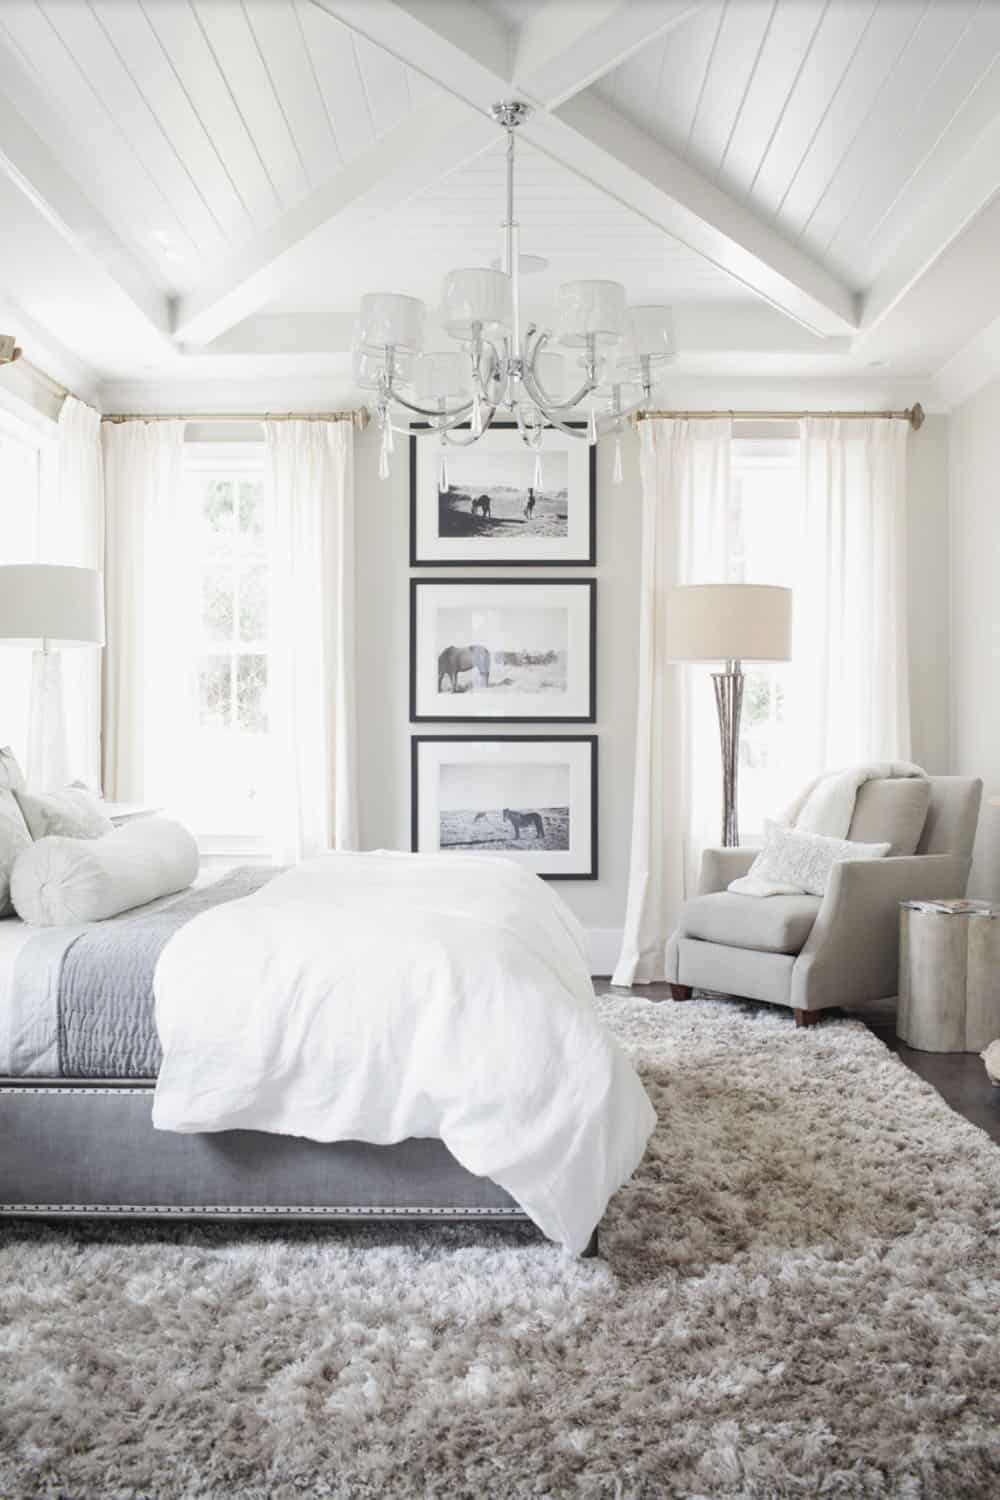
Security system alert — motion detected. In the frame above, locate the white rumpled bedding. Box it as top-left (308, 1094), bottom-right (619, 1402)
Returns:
top-left (152, 851), bottom-right (656, 1253)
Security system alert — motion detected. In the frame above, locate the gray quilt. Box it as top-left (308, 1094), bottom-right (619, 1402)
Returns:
top-left (2, 868), bottom-right (276, 1079)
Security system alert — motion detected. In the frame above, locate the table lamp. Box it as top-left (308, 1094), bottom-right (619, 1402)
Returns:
top-left (667, 583), bottom-right (793, 847)
top-left (0, 564), bottom-right (105, 789)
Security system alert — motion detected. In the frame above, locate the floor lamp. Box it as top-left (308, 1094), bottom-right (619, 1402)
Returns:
top-left (667, 584), bottom-right (793, 848)
top-left (0, 564), bottom-right (105, 790)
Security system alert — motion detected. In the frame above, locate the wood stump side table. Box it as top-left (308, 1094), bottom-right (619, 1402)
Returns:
top-left (898, 901), bottom-right (1000, 1053)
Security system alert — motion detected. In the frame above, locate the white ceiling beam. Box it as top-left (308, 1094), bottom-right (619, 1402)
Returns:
top-left (310, 0), bottom-right (512, 112)
top-left (513, 1), bottom-right (704, 110)
top-left (0, 90), bottom-right (171, 347)
top-left (527, 95), bottom-right (858, 338)
top-left (198, 303), bottom-right (848, 359)
top-left (172, 97), bottom-right (496, 345)
top-left (858, 108), bottom-right (1000, 338)
top-left (314, 0), bottom-right (857, 338)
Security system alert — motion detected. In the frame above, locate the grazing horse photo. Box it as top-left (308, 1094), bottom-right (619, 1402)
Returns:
top-left (438, 644), bottom-right (491, 693)
top-left (503, 808), bottom-right (545, 840)
top-left (523, 487), bottom-right (536, 520)
top-left (471, 494), bottom-right (492, 519)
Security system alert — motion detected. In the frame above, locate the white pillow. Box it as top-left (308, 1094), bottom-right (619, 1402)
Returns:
top-left (0, 788), bottom-right (31, 918)
top-left (10, 817), bottom-right (199, 926)
top-left (732, 819), bottom-right (891, 898)
top-left (14, 786), bottom-right (113, 841)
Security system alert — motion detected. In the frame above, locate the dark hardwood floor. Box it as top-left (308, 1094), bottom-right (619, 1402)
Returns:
top-left (602, 981), bottom-right (1000, 1147)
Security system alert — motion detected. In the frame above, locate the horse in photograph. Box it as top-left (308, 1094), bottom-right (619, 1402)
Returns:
top-left (471, 495), bottom-right (492, 519)
top-left (438, 644), bottom-right (491, 693)
top-left (524, 488), bottom-right (536, 520)
top-left (504, 808), bottom-right (545, 840)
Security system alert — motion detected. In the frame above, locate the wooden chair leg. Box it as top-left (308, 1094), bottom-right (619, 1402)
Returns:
top-left (793, 1008), bottom-right (821, 1028)
top-left (667, 984), bottom-right (693, 1001)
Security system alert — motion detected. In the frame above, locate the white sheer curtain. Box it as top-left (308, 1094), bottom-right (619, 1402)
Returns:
top-left (613, 419), bottom-right (731, 987)
top-left (791, 418), bottom-right (911, 773)
top-left (101, 420), bottom-right (188, 801)
top-left (46, 396), bottom-right (104, 788)
top-left (265, 420), bottom-right (357, 863)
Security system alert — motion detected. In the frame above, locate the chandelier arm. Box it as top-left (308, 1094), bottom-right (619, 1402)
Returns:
top-left (442, 405), bottom-right (500, 446)
top-left (472, 340), bottom-right (503, 401)
top-left (383, 386), bottom-right (475, 421)
top-left (524, 399), bottom-right (593, 441)
top-left (523, 332), bottom-right (597, 411)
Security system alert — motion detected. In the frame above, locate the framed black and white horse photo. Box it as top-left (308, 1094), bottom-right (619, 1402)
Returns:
top-left (410, 577), bottom-right (596, 723)
top-left (411, 736), bottom-right (598, 880)
top-left (410, 422), bottom-right (596, 567)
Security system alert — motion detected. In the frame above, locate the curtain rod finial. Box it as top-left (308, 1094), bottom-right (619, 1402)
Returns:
top-left (908, 403), bottom-right (925, 431)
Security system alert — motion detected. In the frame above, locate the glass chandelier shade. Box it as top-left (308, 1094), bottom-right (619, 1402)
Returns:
top-left (353, 101), bottom-right (674, 483)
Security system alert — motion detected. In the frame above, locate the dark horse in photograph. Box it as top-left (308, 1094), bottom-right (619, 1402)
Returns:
top-left (438, 644), bottom-right (491, 693)
top-left (503, 808), bottom-right (545, 840)
top-left (471, 494), bottom-right (492, 519)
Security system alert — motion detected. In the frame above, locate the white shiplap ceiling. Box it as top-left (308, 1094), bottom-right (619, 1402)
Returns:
top-left (1, 0), bottom-right (999, 407)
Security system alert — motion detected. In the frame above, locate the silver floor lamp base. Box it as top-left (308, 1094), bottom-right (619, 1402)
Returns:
top-left (711, 660), bottom-right (744, 848)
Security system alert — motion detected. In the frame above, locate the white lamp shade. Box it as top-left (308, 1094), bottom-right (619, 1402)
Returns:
top-left (0, 564), bottom-right (105, 648)
top-left (413, 351), bottom-right (473, 402)
top-left (555, 279), bottom-right (626, 348)
top-left (441, 268), bottom-right (512, 340)
top-left (667, 584), bottom-right (792, 663)
top-left (355, 293), bottom-right (425, 355)
top-left (625, 305), bottom-right (675, 361)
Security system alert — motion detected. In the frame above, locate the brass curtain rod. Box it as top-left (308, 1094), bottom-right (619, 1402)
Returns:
top-left (102, 409), bottom-right (368, 427)
top-left (635, 402), bottom-right (925, 430)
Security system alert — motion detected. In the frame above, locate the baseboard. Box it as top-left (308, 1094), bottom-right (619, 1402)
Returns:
top-left (586, 928), bottom-right (623, 979)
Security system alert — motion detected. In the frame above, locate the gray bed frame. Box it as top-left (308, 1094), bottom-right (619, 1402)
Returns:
top-left (0, 1078), bottom-right (599, 1255)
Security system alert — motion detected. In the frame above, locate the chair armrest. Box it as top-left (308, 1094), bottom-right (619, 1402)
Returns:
top-left (791, 853), bottom-right (971, 1012)
top-left (698, 847), bottom-right (758, 895)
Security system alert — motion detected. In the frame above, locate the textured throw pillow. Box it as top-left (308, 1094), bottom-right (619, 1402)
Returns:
top-left (14, 787), bottom-right (114, 841)
top-left (736, 819), bottom-right (891, 897)
top-left (0, 788), bottom-right (31, 917)
top-left (0, 746), bottom-right (26, 794)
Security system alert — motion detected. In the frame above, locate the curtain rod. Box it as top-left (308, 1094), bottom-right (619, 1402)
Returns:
top-left (635, 402), bottom-right (925, 430)
top-left (101, 410), bottom-right (368, 428)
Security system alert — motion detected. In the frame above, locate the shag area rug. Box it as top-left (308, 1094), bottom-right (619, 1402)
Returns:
top-left (2, 997), bottom-right (999, 1500)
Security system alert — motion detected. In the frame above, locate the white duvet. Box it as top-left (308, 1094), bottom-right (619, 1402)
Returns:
top-left (152, 852), bottom-right (656, 1253)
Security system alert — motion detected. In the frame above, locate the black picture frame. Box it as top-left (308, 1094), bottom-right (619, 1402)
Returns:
top-left (409, 421), bottom-right (596, 568)
top-left (411, 734), bottom-right (598, 881)
top-left (410, 576), bottom-right (597, 724)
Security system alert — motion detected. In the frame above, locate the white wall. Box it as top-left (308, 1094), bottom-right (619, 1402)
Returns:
top-left (948, 380), bottom-right (1000, 898)
top-left (355, 415), bottom-right (952, 971)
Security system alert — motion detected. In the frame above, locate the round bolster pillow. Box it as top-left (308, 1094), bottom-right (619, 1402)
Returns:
top-left (11, 817), bottom-right (200, 926)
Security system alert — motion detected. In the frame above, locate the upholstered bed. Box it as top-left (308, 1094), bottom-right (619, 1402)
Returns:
top-left (0, 854), bottom-right (655, 1253)
top-left (0, 866), bottom-right (537, 1237)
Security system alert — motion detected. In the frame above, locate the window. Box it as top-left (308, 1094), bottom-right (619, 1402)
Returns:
top-left (0, 411), bottom-right (53, 766)
top-left (178, 444), bottom-right (271, 847)
top-left (727, 436), bottom-right (799, 837)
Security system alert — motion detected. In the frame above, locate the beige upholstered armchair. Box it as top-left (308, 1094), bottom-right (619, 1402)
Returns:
top-left (665, 776), bottom-right (983, 1027)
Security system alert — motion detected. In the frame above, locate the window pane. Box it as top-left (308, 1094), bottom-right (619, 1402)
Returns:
top-left (201, 478), bottom-right (235, 535)
top-left (198, 656), bottom-right (232, 728)
top-left (237, 654), bottom-right (268, 733)
top-left (238, 560), bottom-right (268, 642)
top-left (202, 564), bottom-right (235, 644)
top-left (239, 479), bottom-right (265, 538)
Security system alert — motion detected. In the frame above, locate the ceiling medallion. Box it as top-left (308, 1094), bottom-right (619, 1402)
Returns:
top-left (352, 101), bottom-right (675, 488)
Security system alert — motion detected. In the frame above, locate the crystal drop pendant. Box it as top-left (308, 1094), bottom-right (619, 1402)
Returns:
top-left (587, 407), bottom-right (598, 444)
top-left (438, 450), bottom-right (449, 493)
top-left (613, 433), bottom-right (623, 485)
top-left (471, 393), bottom-right (483, 437)
top-left (532, 452), bottom-right (543, 491)
top-left (378, 421), bottom-right (391, 480)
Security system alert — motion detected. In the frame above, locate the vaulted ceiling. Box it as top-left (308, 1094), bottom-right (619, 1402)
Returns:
top-left (2, 0), bottom-right (1000, 410)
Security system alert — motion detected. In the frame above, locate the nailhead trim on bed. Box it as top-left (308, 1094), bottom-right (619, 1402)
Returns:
top-left (0, 1203), bottom-right (528, 1219)
top-left (0, 1085), bottom-right (153, 1095)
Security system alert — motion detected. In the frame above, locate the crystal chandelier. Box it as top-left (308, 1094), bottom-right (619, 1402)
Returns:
top-left (352, 102), bottom-right (675, 488)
